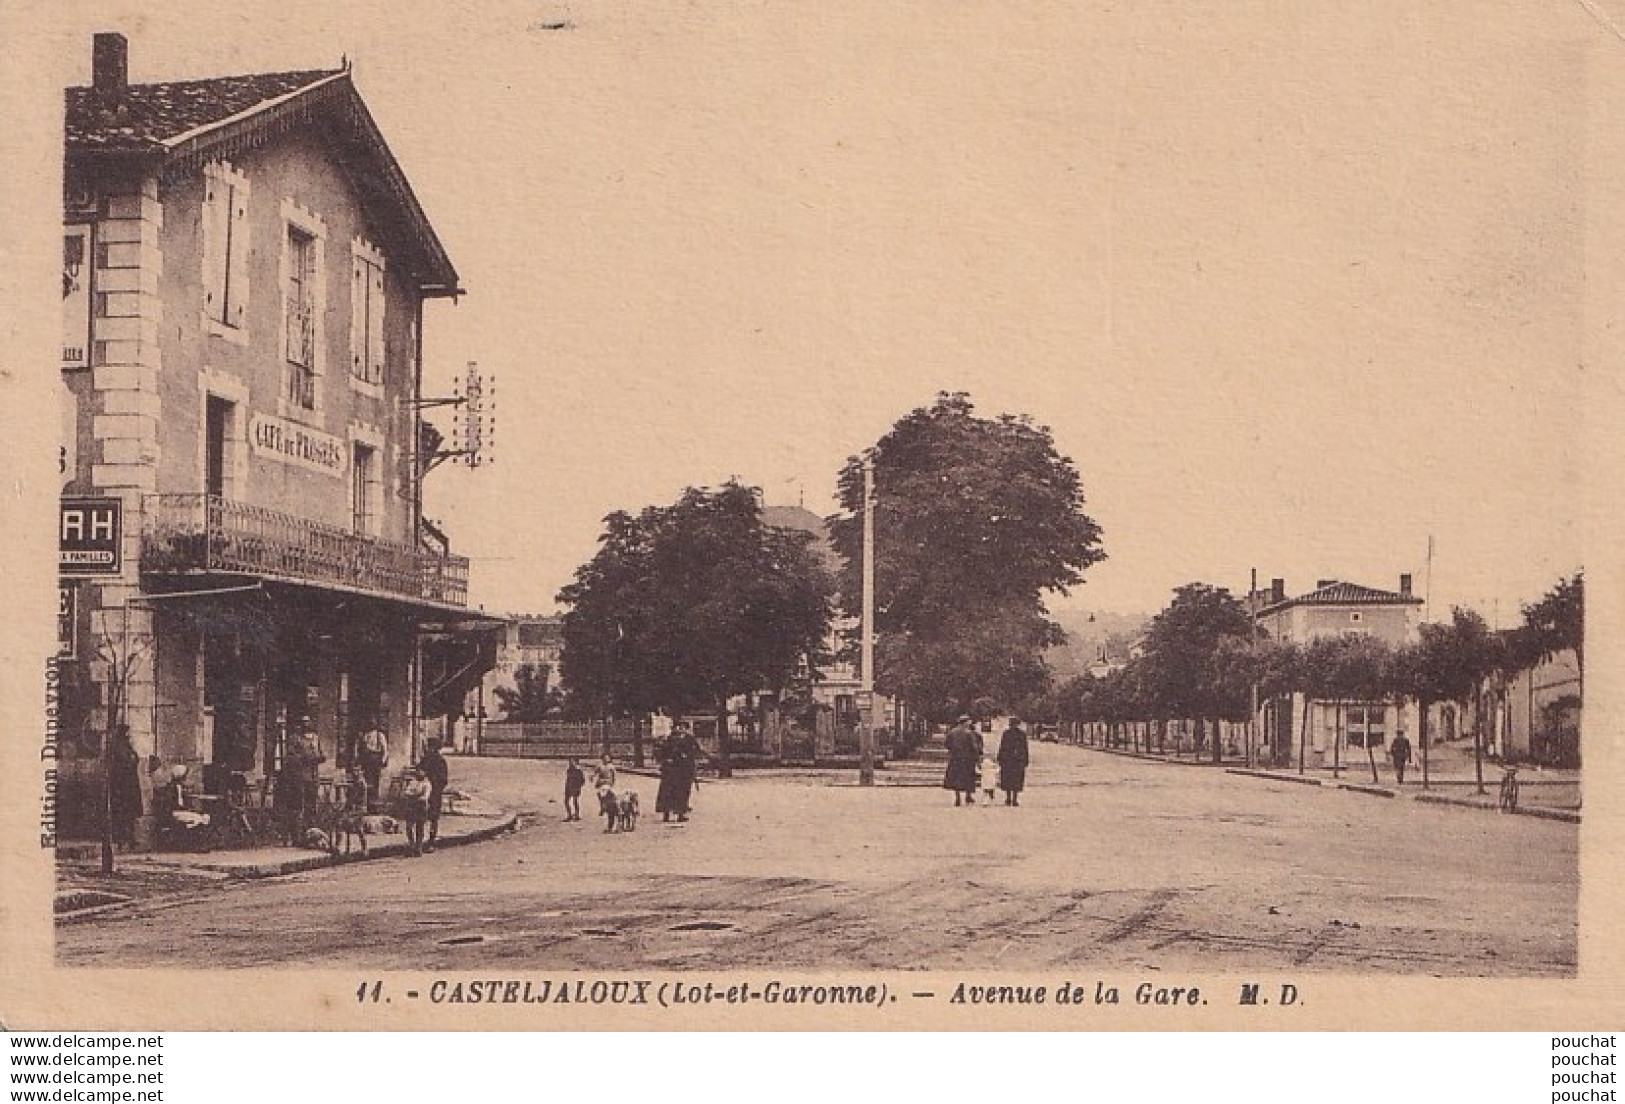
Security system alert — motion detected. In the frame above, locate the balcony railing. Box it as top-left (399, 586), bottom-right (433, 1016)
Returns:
top-left (142, 494), bottom-right (468, 608)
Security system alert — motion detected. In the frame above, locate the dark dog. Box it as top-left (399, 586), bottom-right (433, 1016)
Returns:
top-left (597, 788), bottom-right (639, 833)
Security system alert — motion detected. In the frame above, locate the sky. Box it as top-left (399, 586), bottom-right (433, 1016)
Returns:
top-left (23, 0), bottom-right (1606, 623)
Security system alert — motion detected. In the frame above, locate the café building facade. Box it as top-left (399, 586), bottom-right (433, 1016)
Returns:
top-left (57, 33), bottom-right (488, 838)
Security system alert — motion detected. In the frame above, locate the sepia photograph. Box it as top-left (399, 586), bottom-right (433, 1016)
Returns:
top-left (6, 0), bottom-right (1624, 1030)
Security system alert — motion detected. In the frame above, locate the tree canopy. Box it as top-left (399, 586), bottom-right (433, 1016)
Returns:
top-left (828, 393), bottom-right (1105, 720)
top-left (1138, 583), bottom-right (1257, 729)
top-left (493, 663), bottom-right (564, 723)
top-left (557, 481), bottom-right (836, 721)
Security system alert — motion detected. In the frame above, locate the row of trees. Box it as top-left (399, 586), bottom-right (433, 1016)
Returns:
top-left (555, 481), bottom-right (836, 773)
top-left (553, 394), bottom-right (1108, 753)
top-left (1051, 572), bottom-right (1584, 780)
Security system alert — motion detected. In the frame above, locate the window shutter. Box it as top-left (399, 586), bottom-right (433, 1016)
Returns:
top-left (351, 258), bottom-right (367, 378)
top-left (203, 182), bottom-right (229, 321)
top-left (368, 265), bottom-right (386, 383)
top-left (226, 190), bottom-right (250, 328)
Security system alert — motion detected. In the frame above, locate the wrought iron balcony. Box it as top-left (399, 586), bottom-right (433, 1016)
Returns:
top-left (142, 494), bottom-right (468, 608)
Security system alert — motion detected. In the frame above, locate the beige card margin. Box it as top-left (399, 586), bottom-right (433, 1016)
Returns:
top-left (1, 1), bottom-right (1623, 1031)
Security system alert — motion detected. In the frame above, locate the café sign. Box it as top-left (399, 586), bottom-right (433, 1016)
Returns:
top-left (60, 497), bottom-right (121, 575)
top-left (249, 413), bottom-right (345, 477)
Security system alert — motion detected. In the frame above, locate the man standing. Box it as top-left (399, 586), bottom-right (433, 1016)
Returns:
top-left (1388, 732), bottom-right (1413, 786)
top-left (279, 726), bottom-right (324, 846)
top-left (418, 738), bottom-right (449, 852)
top-left (997, 718), bottom-right (1030, 807)
top-left (356, 717), bottom-right (389, 813)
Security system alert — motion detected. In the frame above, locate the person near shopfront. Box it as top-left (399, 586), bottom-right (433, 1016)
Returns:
top-left (401, 768), bottom-right (431, 856)
top-left (418, 738), bottom-right (449, 852)
top-left (356, 718), bottom-right (389, 813)
top-left (108, 724), bottom-right (144, 849)
top-left (279, 727), bottom-right (324, 846)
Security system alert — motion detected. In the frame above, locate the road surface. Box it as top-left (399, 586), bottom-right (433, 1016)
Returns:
top-left (56, 744), bottom-right (1577, 975)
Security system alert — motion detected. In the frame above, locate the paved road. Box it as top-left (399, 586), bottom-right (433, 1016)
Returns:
top-left (56, 745), bottom-right (1577, 975)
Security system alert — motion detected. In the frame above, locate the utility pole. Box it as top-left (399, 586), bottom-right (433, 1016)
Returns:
top-left (1248, 567), bottom-right (1259, 768)
top-left (859, 455), bottom-right (877, 787)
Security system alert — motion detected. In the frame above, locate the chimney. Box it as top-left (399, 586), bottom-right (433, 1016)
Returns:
top-left (1315, 578), bottom-right (1337, 590)
top-left (92, 33), bottom-right (128, 99)
top-left (1399, 573), bottom-right (1413, 597)
top-left (1271, 578), bottom-right (1284, 604)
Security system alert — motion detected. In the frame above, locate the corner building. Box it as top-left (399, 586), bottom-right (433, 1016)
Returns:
top-left (57, 34), bottom-right (475, 836)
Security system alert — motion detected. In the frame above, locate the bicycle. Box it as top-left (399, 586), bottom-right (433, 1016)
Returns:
top-left (1497, 765), bottom-right (1520, 813)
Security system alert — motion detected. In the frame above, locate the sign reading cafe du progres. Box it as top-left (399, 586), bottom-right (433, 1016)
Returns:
top-left (248, 413), bottom-right (346, 477)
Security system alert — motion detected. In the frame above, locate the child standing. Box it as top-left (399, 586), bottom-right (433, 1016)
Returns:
top-left (979, 753), bottom-right (998, 806)
top-left (563, 757), bottom-right (585, 821)
top-left (401, 768), bottom-right (432, 856)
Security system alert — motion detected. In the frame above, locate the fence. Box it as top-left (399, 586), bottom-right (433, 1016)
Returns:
top-left (474, 720), bottom-right (644, 761)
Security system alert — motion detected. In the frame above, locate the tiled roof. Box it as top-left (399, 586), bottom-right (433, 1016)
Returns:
top-left (64, 65), bottom-right (459, 294)
top-left (66, 69), bottom-right (343, 152)
top-left (1259, 580), bottom-right (1423, 615)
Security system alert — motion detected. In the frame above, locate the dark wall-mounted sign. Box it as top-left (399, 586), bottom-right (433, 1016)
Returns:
top-left (60, 496), bottom-right (122, 575)
top-left (58, 583), bottom-right (77, 658)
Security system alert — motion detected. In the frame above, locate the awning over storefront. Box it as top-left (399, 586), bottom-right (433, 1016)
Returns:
top-left (421, 616), bottom-right (507, 719)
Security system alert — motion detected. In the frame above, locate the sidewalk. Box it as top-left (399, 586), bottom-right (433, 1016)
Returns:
top-left (1080, 741), bottom-right (1581, 822)
top-left (56, 790), bottom-right (520, 922)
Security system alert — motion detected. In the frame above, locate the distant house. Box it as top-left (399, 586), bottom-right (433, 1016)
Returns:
top-left (1489, 647), bottom-right (1581, 766)
top-left (484, 615), bottom-right (564, 715)
top-left (1252, 576), bottom-right (1423, 768)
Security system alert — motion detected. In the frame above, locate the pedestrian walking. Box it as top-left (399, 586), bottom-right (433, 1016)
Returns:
top-left (656, 722), bottom-right (700, 823)
top-left (942, 715), bottom-right (981, 806)
top-left (979, 753), bottom-right (998, 805)
top-left (401, 768), bottom-right (431, 856)
top-left (563, 757), bottom-right (585, 821)
top-left (356, 717), bottom-right (389, 813)
top-left (997, 718), bottom-right (1030, 806)
top-left (592, 753), bottom-right (619, 829)
top-left (418, 738), bottom-right (449, 852)
top-left (1389, 732), bottom-right (1412, 786)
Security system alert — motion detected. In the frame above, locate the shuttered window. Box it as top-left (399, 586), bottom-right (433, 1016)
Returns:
top-left (351, 248), bottom-right (386, 386)
top-left (203, 167), bottom-right (249, 329)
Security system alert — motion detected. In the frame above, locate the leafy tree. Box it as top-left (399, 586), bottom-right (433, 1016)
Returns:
top-left (1391, 607), bottom-right (1502, 791)
top-left (829, 393), bottom-right (1105, 722)
top-left (1521, 571), bottom-right (1583, 696)
top-left (493, 663), bottom-right (563, 723)
top-left (557, 481), bottom-right (835, 776)
top-left (1139, 582), bottom-right (1256, 761)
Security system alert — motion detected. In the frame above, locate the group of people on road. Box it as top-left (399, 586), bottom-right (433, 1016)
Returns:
top-left (279, 723), bottom-right (449, 854)
top-left (943, 715), bottom-right (1030, 807)
top-left (563, 721), bottom-right (705, 828)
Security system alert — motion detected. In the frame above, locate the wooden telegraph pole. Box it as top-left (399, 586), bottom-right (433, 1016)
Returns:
top-left (859, 456), bottom-right (876, 787)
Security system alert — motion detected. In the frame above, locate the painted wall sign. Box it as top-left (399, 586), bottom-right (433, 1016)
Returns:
top-left (62, 226), bottom-right (91, 369)
top-left (58, 583), bottom-right (77, 658)
top-left (59, 496), bottom-right (122, 575)
top-left (249, 413), bottom-right (346, 477)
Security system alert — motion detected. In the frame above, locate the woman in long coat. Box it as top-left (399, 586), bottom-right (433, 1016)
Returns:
top-left (997, 719), bottom-right (1030, 806)
top-left (942, 716), bottom-right (981, 806)
top-left (656, 723), bottom-right (699, 822)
